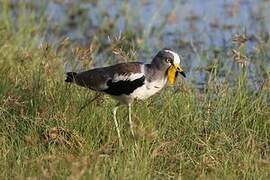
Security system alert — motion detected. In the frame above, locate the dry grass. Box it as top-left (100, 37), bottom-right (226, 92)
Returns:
top-left (0, 1), bottom-right (270, 179)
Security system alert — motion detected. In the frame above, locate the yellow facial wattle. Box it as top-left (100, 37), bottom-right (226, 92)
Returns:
top-left (167, 65), bottom-right (177, 85)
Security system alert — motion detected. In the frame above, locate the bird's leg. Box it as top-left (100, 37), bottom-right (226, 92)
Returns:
top-left (128, 104), bottom-right (137, 147)
top-left (113, 105), bottom-right (123, 149)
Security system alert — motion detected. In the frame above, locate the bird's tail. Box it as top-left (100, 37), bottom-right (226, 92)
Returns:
top-left (65, 72), bottom-right (77, 83)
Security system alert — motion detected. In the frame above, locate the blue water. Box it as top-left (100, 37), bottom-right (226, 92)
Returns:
top-left (3, 0), bottom-right (270, 88)
top-left (44, 0), bottom-right (270, 47)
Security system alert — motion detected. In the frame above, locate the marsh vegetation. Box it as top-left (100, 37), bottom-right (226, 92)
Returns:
top-left (0, 0), bottom-right (269, 179)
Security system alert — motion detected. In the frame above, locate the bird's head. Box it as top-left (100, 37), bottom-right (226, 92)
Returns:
top-left (152, 48), bottom-right (186, 85)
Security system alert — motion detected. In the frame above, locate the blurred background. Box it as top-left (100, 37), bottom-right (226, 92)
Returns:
top-left (1, 1), bottom-right (270, 179)
top-left (1, 0), bottom-right (270, 90)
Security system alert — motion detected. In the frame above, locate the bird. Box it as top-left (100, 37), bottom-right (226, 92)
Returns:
top-left (65, 49), bottom-right (186, 148)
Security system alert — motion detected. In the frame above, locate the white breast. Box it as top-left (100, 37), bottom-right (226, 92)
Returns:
top-left (131, 78), bottom-right (167, 100)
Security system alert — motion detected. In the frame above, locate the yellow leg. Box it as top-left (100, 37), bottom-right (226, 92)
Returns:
top-left (113, 106), bottom-right (123, 148)
top-left (128, 104), bottom-right (137, 147)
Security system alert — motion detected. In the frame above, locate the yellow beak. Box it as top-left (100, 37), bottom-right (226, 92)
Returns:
top-left (167, 64), bottom-right (186, 85)
top-left (174, 64), bottom-right (186, 77)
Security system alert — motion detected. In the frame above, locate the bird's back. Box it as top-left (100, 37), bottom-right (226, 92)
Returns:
top-left (70, 62), bottom-right (145, 92)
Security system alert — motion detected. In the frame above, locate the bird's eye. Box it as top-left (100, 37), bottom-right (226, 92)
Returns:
top-left (166, 59), bottom-right (172, 63)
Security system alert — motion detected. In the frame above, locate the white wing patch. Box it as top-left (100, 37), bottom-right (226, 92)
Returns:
top-left (164, 50), bottom-right (181, 64)
top-left (112, 73), bottom-right (144, 82)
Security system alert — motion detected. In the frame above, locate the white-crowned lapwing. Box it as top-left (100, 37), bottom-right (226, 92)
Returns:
top-left (65, 49), bottom-right (186, 148)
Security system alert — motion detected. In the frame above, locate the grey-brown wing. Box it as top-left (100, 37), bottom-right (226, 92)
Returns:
top-left (74, 68), bottom-right (110, 91)
top-left (72, 62), bottom-right (144, 92)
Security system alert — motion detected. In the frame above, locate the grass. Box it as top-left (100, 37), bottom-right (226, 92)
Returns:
top-left (0, 1), bottom-right (270, 179)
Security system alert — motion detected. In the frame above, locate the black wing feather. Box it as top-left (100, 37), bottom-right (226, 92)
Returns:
top-left (104, 76), bottom-right (145, 96)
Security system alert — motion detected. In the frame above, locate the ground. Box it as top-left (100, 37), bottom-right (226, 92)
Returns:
top-left (0, 1), bottom-right (270, 179)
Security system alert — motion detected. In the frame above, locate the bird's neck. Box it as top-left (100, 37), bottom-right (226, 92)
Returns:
top-left (150, 60), bottom-right (167, 71)
top-left (146, 64), bottom-right (168, 81)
